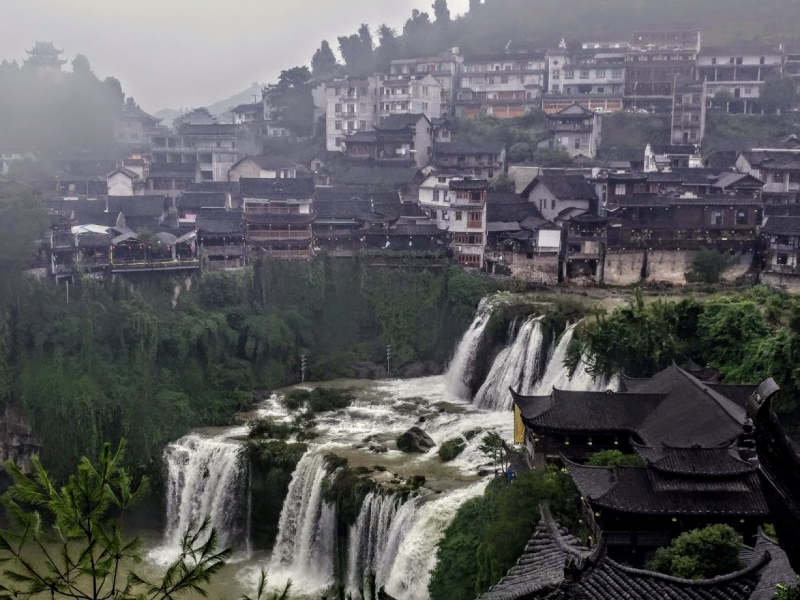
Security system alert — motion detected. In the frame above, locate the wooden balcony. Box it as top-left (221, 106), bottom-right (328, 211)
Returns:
top-left (203, 245), bottom-right (246, 257)
top-left (261, 249), bottom-right (312, 260)
top-left (467, 221), bottom-right (483, 229)
top-left (247, 230), bottom-right (311, 242)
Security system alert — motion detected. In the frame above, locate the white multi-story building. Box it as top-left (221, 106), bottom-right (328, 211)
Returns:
top-left (545, 47), bottom-right (626, 114)
top-left (455, 51), bottom-right (546, 119)
top-left (379, 74), bottom-right (443, 120)
top-left (697, 44), bottom-right (783, 113)
top-left (390, 48), bottom-right (464, 114)
top-left (324, 76), bottom-right (379, 151)
top-left (418, 174), bottom-right (488, 267)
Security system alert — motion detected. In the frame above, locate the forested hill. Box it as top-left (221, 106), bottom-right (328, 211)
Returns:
top-left (311, 0), bottom-right (800, 81)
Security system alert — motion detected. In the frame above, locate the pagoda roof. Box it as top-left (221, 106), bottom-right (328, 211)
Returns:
top-left (706, 384), bottom-right (760, 409)
top-left (512, 389), bottom-right (665, 434)
top-left (632, 365), bottom-right (746, 448)
top-left (632, 442), bottom-right (758, 477)
top-left (449, 178), bottom-right (489, 191)
top-left (565, 459), bottom-right (769, 516)
top-left (477, 503), bottom-right (791, 600)
top-left (239, 177), bottom-right (314, 200)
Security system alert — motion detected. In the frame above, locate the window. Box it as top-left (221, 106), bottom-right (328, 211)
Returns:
top-left (736, 210), bottom-right (748, 225)
top-left (431, 209), bottom-right (437, 219)
top-left (347, 121), bottom-right (356, 131)
top-left (501, 76), bottom-right (509, 84)
top-left (615, 183), bottom-right (627, 195)
top-left (335, 137), bottom-right (343, 147)
top-left (575, 137), bottom-right (581, 149)
top-left (488, 77), bottom-right (495, 85)
top-left (551, 199), bottom-right (556, 210)
top-left (580, 70), bottom-right (590, 79)
top-left (487, 170), bottom-right (494, 179)
top-left (335, 103), bottom-right (342, 114)
top-left (564, 70), bottom-right (574, 79)
top-left (777, 253), bottom-right (789, 265)
top-left (612, 69), bottom-right (623, 78)
top-left (335, 121), bottom-right (342, 130)
top-left (736, 57), bottom-right (743, 65)
top-left (443, 210), bottom-right (449, 220)
top-left (455, 211), bottom-right (462, 221)
top-left (552, 69), bottom-right (560, 79)
top-left (348, 104), bottom-right (356, 114)
top-left (596, 69), bottom-right (606, 78)
top-left (434, 189), bottom-right (440, 202)
top-left (597, 87), bottom-right (605, 94)
top-left (360, 120), bottom-right (367, 130)
top-left (711, 210), bottom-right (723, 226)
top-left (729, 57), bottom-right (735, 64)
top-left (760, 56), bottom-right (766, 65)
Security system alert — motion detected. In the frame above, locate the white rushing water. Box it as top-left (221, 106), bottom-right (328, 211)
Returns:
top-left (152, 432), bottom-right (248, 564)
top-left (267, 451), bottom-right (338, 593)
top-left (532, 323), bottom-right (611, 395)
top-left (347, 492), bottom-right (403, 594)
top-left (473, 317), bottom-right (546, 410)
top-left (444, 297), bottom-right (491, 401)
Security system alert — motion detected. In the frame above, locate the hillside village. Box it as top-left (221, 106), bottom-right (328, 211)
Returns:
top-left (4, 31), bottom-right (800, 290)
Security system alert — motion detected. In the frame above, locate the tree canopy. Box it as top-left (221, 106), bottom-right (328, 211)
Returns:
top-left (647, 524), bottom-right (744, 580)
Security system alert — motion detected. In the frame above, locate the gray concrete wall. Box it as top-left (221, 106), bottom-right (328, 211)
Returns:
top-left (505, 253), bottom-right (560, 284)
top-left (720, 251), bottom-right (753, 283)
top-left (647, 250), bottom-right (694, 284)
top-left (761, 272), bottom-right (800, 293)
top-left (604, 250), bottom-right (645, 286)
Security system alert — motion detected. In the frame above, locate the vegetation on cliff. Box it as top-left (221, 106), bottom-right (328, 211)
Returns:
top-left (566, 287), bottom-right (800, 435)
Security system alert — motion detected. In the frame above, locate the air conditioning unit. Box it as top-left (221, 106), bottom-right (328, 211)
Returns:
top-left (455, 246), bottom-right (463, 252)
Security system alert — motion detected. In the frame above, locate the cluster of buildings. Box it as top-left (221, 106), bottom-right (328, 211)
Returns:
top-left (479, 365), bottom-right (800, 599)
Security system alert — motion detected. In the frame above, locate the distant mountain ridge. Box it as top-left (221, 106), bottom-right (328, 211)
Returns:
top-left (155, 81), bottom-right (264, 126)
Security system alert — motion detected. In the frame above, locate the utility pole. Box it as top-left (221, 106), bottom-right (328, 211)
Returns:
top-left (386, 344), bottom-right (391, 375)
top-left (301, 354), bottom-right (307, 383)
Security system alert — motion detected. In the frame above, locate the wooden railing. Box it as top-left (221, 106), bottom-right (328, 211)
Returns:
top-left (467, 221), bottom-right (483, 229)
top-left (248, 230), bottom-right (311, 241)
top-left (261, 249), bottom-right (311, 260)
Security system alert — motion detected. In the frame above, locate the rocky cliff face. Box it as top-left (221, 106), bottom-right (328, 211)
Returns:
top-left (0, 402), bottom-right (39, 474)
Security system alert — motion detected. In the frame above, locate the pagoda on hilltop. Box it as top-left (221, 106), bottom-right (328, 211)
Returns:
top-left (23, 41), bottom-right (66, 73)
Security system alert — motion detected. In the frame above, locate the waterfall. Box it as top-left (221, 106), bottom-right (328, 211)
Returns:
top-left (346, 492), bottom-right (402, 596)
top-left (533, 324), bottom-right (611, 395)
top-left (473, 317), bottom-right (546, 411)
top-left (155, 433), bottom-right (248, 563)
top-left (380, 482), bottom-right (489, 600)
top-left (445, 298), bottom-right (492, 401)
top-left (267, 451), bottom-right (337, 594)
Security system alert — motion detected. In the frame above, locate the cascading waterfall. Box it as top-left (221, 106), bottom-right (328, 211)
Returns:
top-left (155, 433), bottom-right (248, 563)
top-left (445, 297), bottom-right (492, 401)
top-left (473, 317), bottom-right (546, 411)
top-left (346, 492), bottom-right (403, 595)
top-left (380, 482), bottom-right (490, 600)
top-left (267, 451), bottom-right (337, 594)
top-left (532, 323), bottom-right (612, 395)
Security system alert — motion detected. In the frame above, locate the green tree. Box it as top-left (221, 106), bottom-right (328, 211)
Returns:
top-left (338, 24), bottom-right (375, 76)
top-left (0, 182), bottom-right (48, 278)
top-left (240, 571), bottom-right (292, 600)
top-left (311, 40), bottom-right (338, 79)
top-left (432, 0), bottom-right (451, 24)
top-left (586, 450), bottom-right (644, 467)
top-left (375, 25), bottom-right (401, 72)
top-left (0, 441), bottom-right (231, 599)
top-left (265, 66), bottom-right (315, 136)
top-left (478, 432), bottom-right (508, 475)
top-left (507, 142), bottom-right (532, 163)
top-left (761, 76), bottom-right (797, 114)
top-left (647, 524), bottom-right (743, 580)
top-left (489, 174), bottom-right (515, 192)
top-left (686, 248), bottom-right (728, 284)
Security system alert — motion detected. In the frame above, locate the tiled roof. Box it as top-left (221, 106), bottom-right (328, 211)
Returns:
top-left (741, 151), bottom-right (800, 170)
top-left (616, 194), bottom-right (761, 208)
top-left (750, 532), bottom-right (800, 600)
top-left (513, 389), bottom-right (665, 433)
top-left (314, 198), bottom-right (373, 221)
top-left (707, 384), bottom-right (760, 409)
top-left (177, 192), bottom-right (227, 210)
top-left (651, 144), bottom-right (698, 155)
top-left (177, 123), bottom-right (238, 136)
top-left (344, 131), bottom-right (379, 143)
top-left (239, 177), bottom-right (314, 199)
top-left (763, 215), bottom-right (800, 235)
top-left (377, 113), bottom-right (428, 130)
top-left (337, 166), bottom-right (420, 187)
top-left (630, 366), bottom-right (747, 448)
top-left (107, 195), bottom-right (166, 218)
top-left (633, 443), bottom-right (758, 476)
top-left (449, 178), bottom-right (489, 191)
top-left (487, 201), bottom-right (542, 223)
top-left (477, 504), bottom-right (592, 600)
top-left (196, 211), bottom-right (244, 234)
top-left (234, 155), bottom-right (300, 170)
top-left (565, 461), bottom-right (769, 516)
top-left (186, 181), bottom-right (239, 194)
top-left (432, 141), bottom-right (506, 156)
top-left (523, 173), bottom-right (597, 201)
top-left (231, 103), bottom-right (261, 113)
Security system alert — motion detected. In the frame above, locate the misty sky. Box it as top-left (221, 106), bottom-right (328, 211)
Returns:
top-left (0, 0), bottom-right (470, 113)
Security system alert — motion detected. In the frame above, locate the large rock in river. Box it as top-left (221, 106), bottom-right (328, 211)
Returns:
top-left (396, 427), bottom-right (435, 453)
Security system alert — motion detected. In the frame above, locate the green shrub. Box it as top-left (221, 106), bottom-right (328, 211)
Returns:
top-left (248, 418), bottom-right (293, 440)
top-left (686, 248), bottom-right (728, 284)
top-left (308, 387), bottom-right (355, 412)
top-left (282, 388), bottom-right (310, 410)
top-left (438, 437), bottom-right (467, 462)
top-left (586, 450), bottom-right (644, 467)
top-left (647, 524), bottom-right (743, 580)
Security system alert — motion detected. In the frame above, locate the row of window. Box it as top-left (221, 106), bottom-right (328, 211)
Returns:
top-left (710, 56), bottom-right (769, 65)
top-left (334, 120), bottom-right (368, 131)
top-left (430, 209), bottom-right (483, 222)
top-left (557, 69), bottom-right (624, 80)
top-left (333, 103), bottom-right (369, 115)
